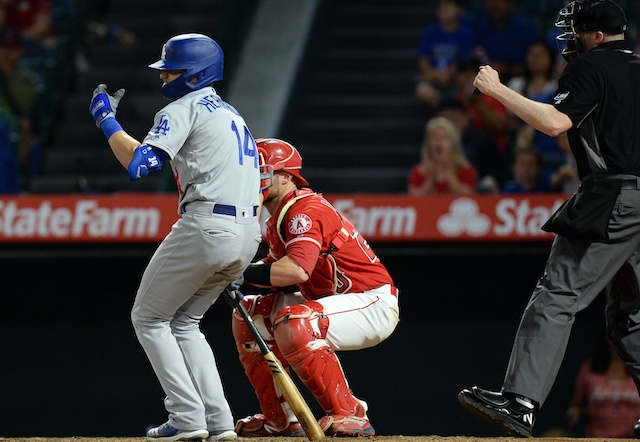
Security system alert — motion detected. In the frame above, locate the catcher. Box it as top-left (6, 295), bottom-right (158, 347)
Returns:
top-left (231, 138), bottom-right (400, 437)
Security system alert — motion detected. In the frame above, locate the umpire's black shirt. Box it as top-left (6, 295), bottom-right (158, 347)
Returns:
top-left (553, 40), bottom-right (640, 179)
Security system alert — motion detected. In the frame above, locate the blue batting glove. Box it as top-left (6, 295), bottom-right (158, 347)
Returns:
top-left (231, 274), bottom-right (245, 288)
top-left (89, 84), bottom-right (125, 127)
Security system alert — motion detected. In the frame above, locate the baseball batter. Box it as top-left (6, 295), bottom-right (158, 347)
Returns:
top-left (231, 139), bottom-right (400, 437)
top-left (89, 34), bottom-right (261, 441)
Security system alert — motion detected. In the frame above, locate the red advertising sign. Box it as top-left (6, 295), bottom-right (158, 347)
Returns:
top-left (0, 194), bottom-right (178, 242)
top-left (328, 194), bottom-right (567, 242)
top-left (0, 193), bottom-right (568, 243)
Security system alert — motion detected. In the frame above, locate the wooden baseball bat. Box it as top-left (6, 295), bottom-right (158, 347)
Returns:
top-left (224, 284), bottom-right (325, 441)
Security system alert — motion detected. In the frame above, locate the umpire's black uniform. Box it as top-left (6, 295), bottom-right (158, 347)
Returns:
top-left (502, 40), bottom-right (640, 406)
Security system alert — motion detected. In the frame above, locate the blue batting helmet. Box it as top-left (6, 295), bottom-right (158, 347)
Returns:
top-left (149, 33), bottom-right (224, 100)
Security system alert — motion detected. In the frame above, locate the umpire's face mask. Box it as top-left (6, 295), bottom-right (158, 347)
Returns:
top-left (555, 1), bottom-right (583, 62)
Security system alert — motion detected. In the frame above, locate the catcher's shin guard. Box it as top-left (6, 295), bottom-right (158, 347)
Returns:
top-left (231, 296), bottom-right (295, 431)
top-left (273, 302), bottom-right (364, 418)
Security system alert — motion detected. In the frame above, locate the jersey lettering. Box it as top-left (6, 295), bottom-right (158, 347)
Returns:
top-left (335, 269), bottom-right (353, 294)
top-left (154, 115), bottom-right (170, 136)
top-left (353, 230), bottom-right (377, 263)
top-left (197, 94), bottom-right (240, 115)
top-left (231, 120), bottom-right (258, 168)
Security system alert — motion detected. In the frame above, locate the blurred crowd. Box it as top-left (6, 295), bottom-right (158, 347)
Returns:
top-left (0, 0), bottom-right (135, 195)
top-left (408, 0), bottom-right (640, 195)
top-left (3, 0), bottom-right (640, 197)
top-left (0, 0), bottom-right (56, 194)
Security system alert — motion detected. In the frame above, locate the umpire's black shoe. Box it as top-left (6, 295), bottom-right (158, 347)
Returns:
top-left (458, 386), bottom-right (536, 437)
top-left (633, 418), bottom-right (640, 438)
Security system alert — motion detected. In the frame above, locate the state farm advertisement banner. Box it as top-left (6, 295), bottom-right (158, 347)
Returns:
top-left (0, 194), bottom-right (178, 243)
top-left (0, 193), bottom-right (568, 243)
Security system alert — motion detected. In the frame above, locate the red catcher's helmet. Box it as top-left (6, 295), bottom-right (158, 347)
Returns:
top-left (255, 138), bottom-right (309, 186)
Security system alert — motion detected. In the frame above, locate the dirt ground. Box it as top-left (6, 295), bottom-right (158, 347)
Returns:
top-left (0, 437), bottom-right (638, 442)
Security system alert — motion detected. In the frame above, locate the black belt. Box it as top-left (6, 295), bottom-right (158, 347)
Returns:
top-left (620, 179), bottom-right (640, 190)
top-left (213, 204), bottom-right (258, 217)
top-left (584, 175), bottom-right (640, 190)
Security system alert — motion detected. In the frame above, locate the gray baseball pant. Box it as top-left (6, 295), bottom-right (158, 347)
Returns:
top-left (502, 181), bottom-right (640, 406)
top-left (131, 206), bottom-right (261, 431)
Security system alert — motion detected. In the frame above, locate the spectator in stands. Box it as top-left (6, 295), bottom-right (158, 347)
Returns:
top-left (414, 0), bottom-right (476, 109)
top-left (0, 0), bottom-right (57, 47)
top-left (408, 116), bottom-right (477, 195)
top-left (467, 0), bottom-right (539, 82)
top-left (502, 146), bottom-right (574, 193)
top-left (435, 98), bottom-right (510, 193)
top-left (566, 333), bottom-right (640, 438)
top-left (0, 27), bottom-right (38, 194)
top-left (454, 56), bottom-right (518, 155)
top-left (507, 40), bottom-right (564, 169)
top-left (501, 145), bottom-right (554, 193)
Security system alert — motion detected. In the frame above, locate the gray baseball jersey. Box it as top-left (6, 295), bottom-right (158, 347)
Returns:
top-left (132, 86), bottom-right (262, 433)
top-left (143, 87), bottom-right (260, 213)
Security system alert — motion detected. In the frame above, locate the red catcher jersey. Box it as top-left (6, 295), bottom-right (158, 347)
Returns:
top-left (263, 189), bottom-right (394, 300)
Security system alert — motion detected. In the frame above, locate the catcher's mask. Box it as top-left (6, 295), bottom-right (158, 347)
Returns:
top-left (149, 33), bottom-right (224, 101)
top-left (255, 138), bottom-right (309, 187)
top-left (555, 0), bottom-right (627, 62)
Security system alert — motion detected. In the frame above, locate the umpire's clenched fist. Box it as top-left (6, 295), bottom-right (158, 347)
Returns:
top-left (473, 65), bottom-right (501, 97)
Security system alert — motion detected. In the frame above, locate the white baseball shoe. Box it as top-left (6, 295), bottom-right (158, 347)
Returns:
top-left (147, 422), bottom-right (208, 441)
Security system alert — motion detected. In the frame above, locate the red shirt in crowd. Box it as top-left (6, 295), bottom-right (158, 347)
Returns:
top-left (407, 163), bottom-right (477, 194)
top-left (575, 360), bottom-right (640, 438)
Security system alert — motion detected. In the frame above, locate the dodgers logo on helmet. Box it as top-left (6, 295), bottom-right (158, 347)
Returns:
top-left (149, 33), bottom-right (224, 100)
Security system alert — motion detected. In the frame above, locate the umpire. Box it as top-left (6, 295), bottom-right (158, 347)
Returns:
top-left (457, 0), bottom-right (640, 438)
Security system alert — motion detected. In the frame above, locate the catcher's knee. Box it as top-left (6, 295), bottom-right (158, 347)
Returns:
top-left (232, 294), bottom-right (275, 346)
top-left (272, 302), bottom-right (329, 358)
top-left (273, 302), bottom-right (361, 416)
top-left (231, 293), bottom-right (289, 364)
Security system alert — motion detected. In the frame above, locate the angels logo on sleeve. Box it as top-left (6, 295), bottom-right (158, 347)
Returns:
top-left (289, 213), bottom-right (312, 235)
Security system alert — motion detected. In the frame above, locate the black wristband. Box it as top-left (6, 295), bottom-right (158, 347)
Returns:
top-left (244, 263), bottom-right (272, 286)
